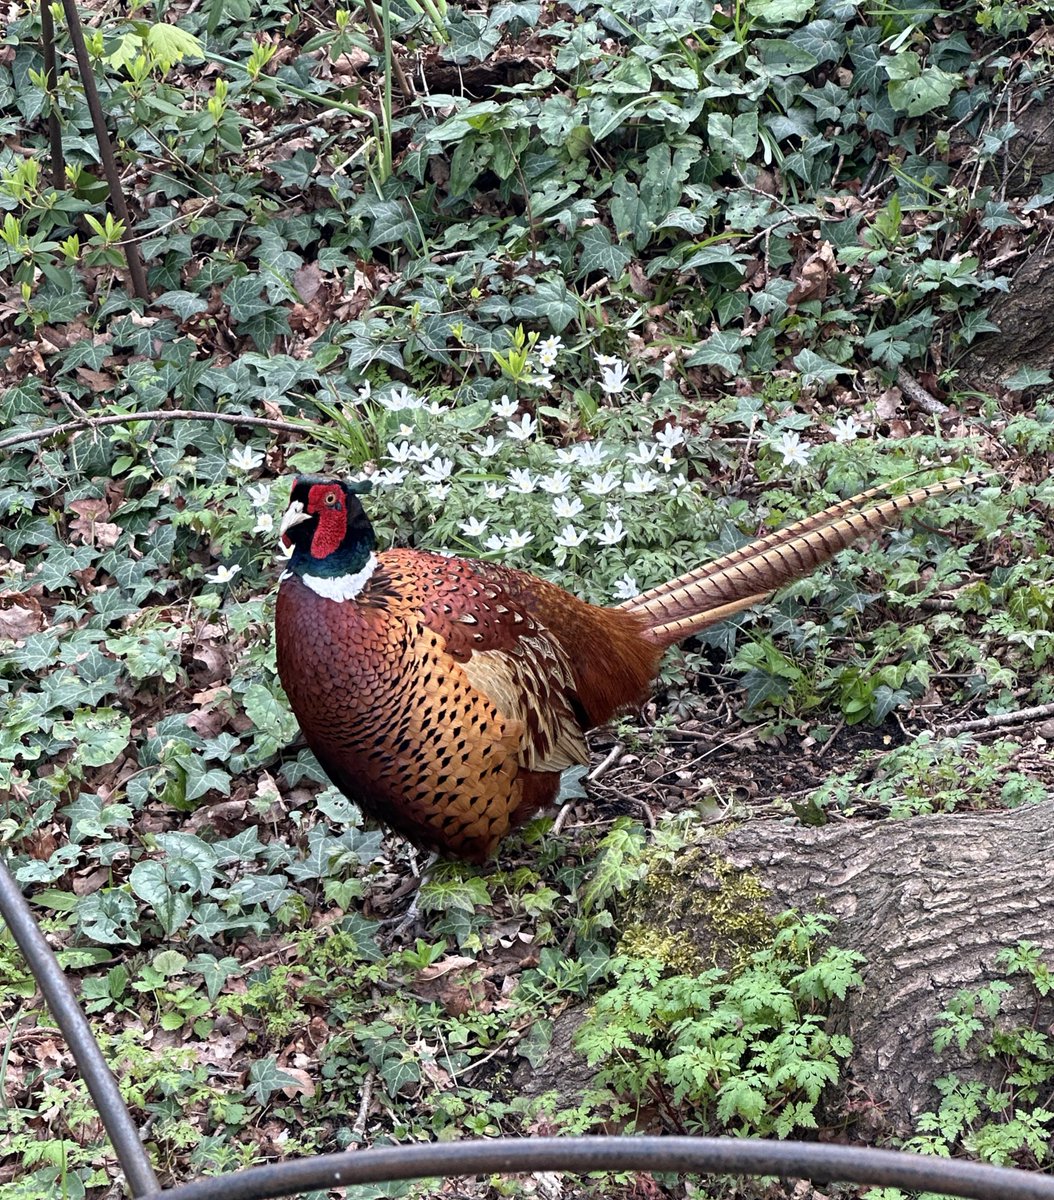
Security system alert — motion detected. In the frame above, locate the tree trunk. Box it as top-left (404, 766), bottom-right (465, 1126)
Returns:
top-left (709, 799), bottom-right (1054, 1134)
top-left (518, 800), bottom-right (1054, 1138)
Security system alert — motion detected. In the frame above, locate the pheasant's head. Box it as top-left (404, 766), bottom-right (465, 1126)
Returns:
top-left (279, 477), bottom-right (377, 599)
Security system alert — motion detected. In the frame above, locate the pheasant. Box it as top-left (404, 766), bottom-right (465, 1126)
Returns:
top-left (276, 474), bottom-right (968, 863)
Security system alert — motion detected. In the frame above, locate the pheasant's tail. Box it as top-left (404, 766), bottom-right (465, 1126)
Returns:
top-left (622, 476), bottom-right (977, 648)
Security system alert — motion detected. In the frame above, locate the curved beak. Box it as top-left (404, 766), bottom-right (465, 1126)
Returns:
top-left (279, 500), bottom-right (310, 545)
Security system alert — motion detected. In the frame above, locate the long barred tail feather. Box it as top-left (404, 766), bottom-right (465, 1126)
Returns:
top-left (622, 476), bottom-right (976, 648)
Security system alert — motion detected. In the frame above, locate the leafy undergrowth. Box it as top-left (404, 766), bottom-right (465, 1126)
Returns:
top-left (3, 0), bottom-right (1054, 1193)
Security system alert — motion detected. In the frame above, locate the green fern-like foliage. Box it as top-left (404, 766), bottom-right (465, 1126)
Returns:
top-left (575, 910), bottom-right (863, 1138)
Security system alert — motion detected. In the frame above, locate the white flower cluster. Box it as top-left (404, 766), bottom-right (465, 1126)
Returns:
top-left (237, 337), bottom-right (876, 607)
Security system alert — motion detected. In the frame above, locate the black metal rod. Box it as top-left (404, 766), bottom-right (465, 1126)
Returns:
top-left (56, 0), bottom-right (150, 299)
top-left (39, 0), bottom-right (65, 188)
top-left (160, 1137), bottom-right (1054, 1200)
top-left (0, 858), bottom-right (162, 1198)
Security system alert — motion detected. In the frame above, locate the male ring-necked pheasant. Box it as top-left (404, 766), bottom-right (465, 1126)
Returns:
top-left (276, 475), bottom-right (968, 862)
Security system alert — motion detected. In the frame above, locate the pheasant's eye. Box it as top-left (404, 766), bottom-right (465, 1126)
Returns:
top-left (324, 492), bottom-right (338, 507)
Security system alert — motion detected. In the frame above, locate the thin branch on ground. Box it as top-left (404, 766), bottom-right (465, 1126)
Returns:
top-left (0, 409), bottom-right (315, 453)
top-left (941, 701), bottom-right (1054, 735)
top-left (588, 742), bottom-right (624, 782)
top-left (350, 1069), bottom-right (376, 1143)
top-left (896, 367), bottom-right (950, 416)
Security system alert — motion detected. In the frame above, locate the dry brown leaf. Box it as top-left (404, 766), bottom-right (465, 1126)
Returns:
top-left (186, 798), bottom-right (249, 832)
top-left (68, 499), bottom-right (121, 548)
top-left (72, 868), bottom-right (109, 896)
top-left (0, 592), bottom-right (44, 641)
top-left (415, 955), bottom-right (477, 982)
top-left (331, 49), bottom-right (370, 76)
top-left (21, 828), bottom-right (58, 861)
top-left (75, 366), bottom-right (115, 393)
top-left (420, 1058), bottom-right (452, 1088)
top-left (874, 387), bottom-right (902, 420)
top-left (193, 1032), bottom-right (244, 1066)
top-left (255, 771), bottom-right (282, 807)
top-left (294, 262), bottom-right (323, 303)
top-left (69, 498), bottom-right (109, 522)
top-left (788, 241), bottom-right (836, 305)
top-left (278, 1067), bottom-right (317, 1099)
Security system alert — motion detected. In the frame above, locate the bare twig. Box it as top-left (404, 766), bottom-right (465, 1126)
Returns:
top-left (0, 409), bottom-right (315, 454)
top-left (550, 801), bottom-right (577, 837)
top-left (349, 1068), bottom-right (376, 1143)
top-left (361, 0), bottom-right (415, 103)
top-left (588, 742), bottom-right (624, 782)
top-left (39, 0), bottom-right (64, 188)
top-left (895, 367), bottom-right (949, 416)
top-left (58, 0), bottom-right (149, 299)
top-left (461, 1029), bottom-right (526, 1079)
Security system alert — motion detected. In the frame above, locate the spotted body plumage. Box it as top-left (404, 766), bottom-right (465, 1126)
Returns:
top-left (276, 474), bottom-right (971, 862)
top-left (277, 544), bottom-right (657, 862)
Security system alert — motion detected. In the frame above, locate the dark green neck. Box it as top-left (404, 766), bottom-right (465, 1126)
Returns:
top-left (291, 531), bottom-right (375, 579)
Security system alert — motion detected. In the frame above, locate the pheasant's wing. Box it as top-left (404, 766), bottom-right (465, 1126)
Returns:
top-left (380, 549), bottom-right (590, 773)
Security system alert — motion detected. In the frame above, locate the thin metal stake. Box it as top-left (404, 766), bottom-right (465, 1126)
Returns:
top-left (0, 857), bottom-right (162, 1198)
top-left (56, 0), bottom-right (150, 300)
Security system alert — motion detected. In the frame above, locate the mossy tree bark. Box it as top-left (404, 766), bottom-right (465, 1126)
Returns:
top-left (640, 799), bottom-right (1054, 1136)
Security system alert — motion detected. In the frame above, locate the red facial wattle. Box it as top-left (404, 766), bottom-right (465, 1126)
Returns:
top-left (307, 484), bottom-right (348, 559)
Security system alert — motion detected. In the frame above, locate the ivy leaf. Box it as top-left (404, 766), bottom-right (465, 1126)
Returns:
top-left (245, 1056), bottom-right (303, 1105)
top-left (557, 765), bottom-right (588, 804)
top-left (364, 200), bottom-right (420, 249)
top-left (581, 821), bottom-right (647, 913)
top-left (537, 95), bottom-right (578, 144)
top-left (849, 37), bottom-right (886, 94)
top-left (511, 276), bottom-right (578, 333)
top-left (286, 827), bottom-right (348, 882)
top-left (1004, 365), bottom-right (1053, 390)
top-left (576, 226), bottom-right (632, 279)
top-left (129, 858), bottom-right (201, 935)
top-left (675, 243), bottom-right (747, 274)
top-left (239, 306), bottom-right (291, 352)
top-left (380, 1055), bottom-right (421, 1093)
top-left (77, 889), bottom-right (141, 946)
top-left (794, 347), bottom-right (847, 387)
top-left (243, 682), bottom-right (300, 754)
top-left (872, 684), bottom-right (910, 723)
top-left (519, 1019), bottom-right (553, 1068)
top-left (419, 875), bottom-right (492, 915)
top-left (790, 19), bottom-right (845, 63)
top-left (885, 52), bottom-right (962, 116)
top-left (747, 0), bottom-right (813, 20)
top-left (270, 150), bottom-right (317, 188)
top-left (489, 0), bottom-right (539, 30)
top-left (223, 276), bottom-right (269, 322)
top-left (57, 708), bottom-right (131, 767)
top-left (189, 954), bottom-right (241, 1001)
top-left (445, 10), bottom-right (502, 62)
top-left (684, 331), bottom-right (749, 374)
